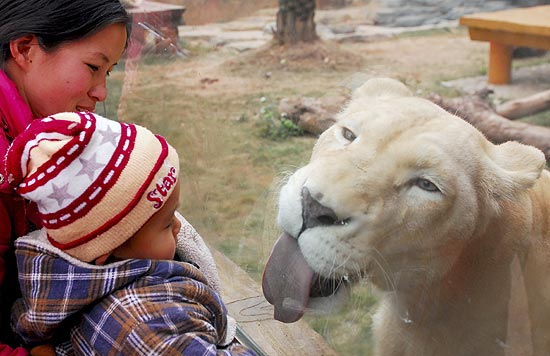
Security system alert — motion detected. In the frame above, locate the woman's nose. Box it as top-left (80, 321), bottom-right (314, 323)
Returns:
top-left (89, 81), bottom-right (108, 102)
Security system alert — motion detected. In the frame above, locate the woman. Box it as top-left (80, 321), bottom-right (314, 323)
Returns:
top-left (0, 1), bottom-right (131, 353)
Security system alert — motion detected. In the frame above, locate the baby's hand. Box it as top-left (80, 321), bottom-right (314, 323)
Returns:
top-left (30, 344), bottom-right (56, 356)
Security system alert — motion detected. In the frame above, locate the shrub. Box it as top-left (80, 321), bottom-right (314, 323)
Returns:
top-left (257, 97), bottom-right (304, 140)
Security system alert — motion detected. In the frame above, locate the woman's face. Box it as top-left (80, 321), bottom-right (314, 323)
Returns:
top-left (20, 23), bottom-right (127, 118)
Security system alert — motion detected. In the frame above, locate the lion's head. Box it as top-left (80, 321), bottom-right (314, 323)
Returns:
top-left (262, 78), bottom-right (545, 323)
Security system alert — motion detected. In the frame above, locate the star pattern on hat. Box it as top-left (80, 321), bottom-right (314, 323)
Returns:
top-left (98, 125), bottom-right (119, 146)
top-left (47, 183), bottom-right (74, 207)
top-left (77, 154), bottom-right (103, 180)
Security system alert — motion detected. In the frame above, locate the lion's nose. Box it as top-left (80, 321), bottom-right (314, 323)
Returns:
top-left (301, 187), bottom-right (339, 231)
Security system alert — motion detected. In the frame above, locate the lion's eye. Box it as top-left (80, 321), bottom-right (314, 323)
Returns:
top-left (342, 127), bottom-right (357, 142)
top-left (415, 178), bottom-right (439, 192)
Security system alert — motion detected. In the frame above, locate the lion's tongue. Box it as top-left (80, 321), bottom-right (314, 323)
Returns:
top-left (262, 232), bottom-right (314, 323)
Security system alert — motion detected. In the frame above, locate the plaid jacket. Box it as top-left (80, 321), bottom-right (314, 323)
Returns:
top-left (11, 230), bottom-right (256, 356)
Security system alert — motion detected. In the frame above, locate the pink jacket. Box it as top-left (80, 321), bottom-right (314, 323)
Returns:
top-left (0, 69), bottom-right (38, 356)
top-left (0, 345), bottom-right (27, 356)
top-left (0, 70), bottom-right (38, 282)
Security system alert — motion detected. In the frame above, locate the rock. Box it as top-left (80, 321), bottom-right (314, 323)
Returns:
top-left (374, 0), bottom-right (543, 27)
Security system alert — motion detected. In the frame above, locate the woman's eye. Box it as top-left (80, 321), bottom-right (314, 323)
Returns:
top-left (342, 127), bottom-right (357, 142)
top-left (87, 64), bottom-right (99, 72)
top-left (415, 178), bottom-right (439, 192)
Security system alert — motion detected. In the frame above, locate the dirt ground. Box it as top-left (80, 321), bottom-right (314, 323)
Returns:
top-left (160, 30), bottom-right (480, 97)
top-left (173, 9), bottom-right (549, 102)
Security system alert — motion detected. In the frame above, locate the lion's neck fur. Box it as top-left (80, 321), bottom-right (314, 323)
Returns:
top-left (374, 170), bottom-right (550, 356)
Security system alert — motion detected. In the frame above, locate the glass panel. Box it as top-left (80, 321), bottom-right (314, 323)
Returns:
top-left (108, 1), bottom-right (550, 355)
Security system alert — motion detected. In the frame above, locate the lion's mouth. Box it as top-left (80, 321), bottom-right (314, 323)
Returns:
top-left (262, 232), bottom-right (350, 323)
top-left (262, 188), bottom-right (353, 322)
top-left (310, 274), bottom-right (348, 298)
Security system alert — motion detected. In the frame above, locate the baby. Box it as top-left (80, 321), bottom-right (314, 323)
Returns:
top-left (6, 112), bottom-right (256, 355)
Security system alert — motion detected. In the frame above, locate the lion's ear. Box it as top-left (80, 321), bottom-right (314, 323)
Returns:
top-left (484, 141), bottom-right (546, 201)
top-left (352, 77), bottom-right (412, 100)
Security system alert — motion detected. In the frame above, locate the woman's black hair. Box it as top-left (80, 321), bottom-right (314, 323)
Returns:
top-left (0, 0), bottom-right (132, 65)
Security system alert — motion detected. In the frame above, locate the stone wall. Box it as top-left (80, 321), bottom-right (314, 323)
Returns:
top-left (373, 0), bottom-right (550, 27)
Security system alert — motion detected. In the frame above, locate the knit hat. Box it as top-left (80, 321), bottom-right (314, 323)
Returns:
top-left (5, 112), bottom-right (179, 262)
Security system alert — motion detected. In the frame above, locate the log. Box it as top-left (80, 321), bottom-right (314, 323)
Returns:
top-left (496, 89), bottom-right (550, 120)
top-left (428, 93), bottom-right (550, 161)
top-left (281, 93), bottom-right (550, 161)
top-left (279, 95), bottom-right (345, 136)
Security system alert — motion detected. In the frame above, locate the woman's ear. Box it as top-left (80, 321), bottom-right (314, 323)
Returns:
top-left (9, 35), bottom-right (38, 70)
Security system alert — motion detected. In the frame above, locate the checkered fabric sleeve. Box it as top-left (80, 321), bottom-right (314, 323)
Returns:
top-left (12, 233), bottom-right (257, 356)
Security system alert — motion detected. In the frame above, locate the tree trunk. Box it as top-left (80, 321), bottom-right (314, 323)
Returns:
top-left (275, 0), bottom-right (318, 45)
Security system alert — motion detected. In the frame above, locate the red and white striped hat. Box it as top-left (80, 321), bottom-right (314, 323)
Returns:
top-left (5, 112), bottom-right (179, 262)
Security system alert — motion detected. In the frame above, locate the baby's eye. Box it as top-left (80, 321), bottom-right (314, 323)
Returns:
top-left (87, 64), bottom-right (99, 72)
top-left (342, 127), bottom-right (357, 142)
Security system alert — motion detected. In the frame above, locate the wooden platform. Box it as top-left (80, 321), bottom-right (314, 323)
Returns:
top-left (212, 249), bottom-right (338, 356)
top-left (460, 5), bottom-right (550, 84)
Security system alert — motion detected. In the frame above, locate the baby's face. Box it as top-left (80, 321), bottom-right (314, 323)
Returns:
top-left (112, 181), bottom-right (181, 261)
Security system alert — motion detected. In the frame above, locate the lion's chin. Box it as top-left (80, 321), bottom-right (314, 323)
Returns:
top-left (262, 232), bottom-right (352, 323)
top-left (307, 279), bottom-right (351, 316)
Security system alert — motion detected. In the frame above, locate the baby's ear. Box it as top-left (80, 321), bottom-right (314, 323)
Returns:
top-left (482, 141), bottom-right (545, 202)
top-left (94, 253), bottom-right (111, 266)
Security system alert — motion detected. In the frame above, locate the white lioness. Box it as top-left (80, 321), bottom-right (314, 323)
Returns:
top-left (262, 78), bottom-right (550, 356)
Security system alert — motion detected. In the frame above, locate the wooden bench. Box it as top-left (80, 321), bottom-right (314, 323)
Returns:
top-left (460, 5), bottom-right (550, 84)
